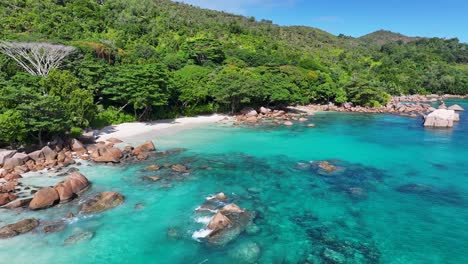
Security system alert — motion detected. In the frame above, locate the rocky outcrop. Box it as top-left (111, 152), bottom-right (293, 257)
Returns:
top-left (241, 107), bottom-right (258, 117)
top-left (54, 173), bottom-right (90, 203)
top-left (132, 141), bottom-right (156, 160)
top-left (0, 193), bottom-right (17, 206)
top-left (0, 218), bottom-right (40, 239)
top-left (79, 191), bottom-right (125, 214)
top-left (106, 138), bottom-right (123, 144)
top-left (71, 139), bottom-right (87, 153)
top-left (29, 187), bottom-right (60, 210)
top-left (41, 146), bottom-right (58, 161)
top-left (207, 212), bottom-right (232, 232)
top-left (90, 143), bottom-right (123, 163)
top-left (220, 203), bottom-right (244, 214)
top-left (194, 194), bottom-right (254, 246)
top-left (3, 153), bottom-right (29, 170)
top-left (448, 104), bottom-right (464, 111)
top-left (423, 109), bottom-right (456, 128)
top-left (0, 150), bottom-right (17, 166)
top-left (28, 150), bottom-right (45, 162)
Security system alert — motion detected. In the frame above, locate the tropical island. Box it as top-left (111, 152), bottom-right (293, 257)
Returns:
top-left (0, 1), bottom-right (467, 264)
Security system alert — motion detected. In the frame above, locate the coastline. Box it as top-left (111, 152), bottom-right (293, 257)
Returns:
top-left (94, 114), bottom-right (230, 144)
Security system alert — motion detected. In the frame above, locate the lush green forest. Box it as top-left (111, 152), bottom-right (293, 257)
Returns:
top-left (0, 0), bottom-right (467, 146)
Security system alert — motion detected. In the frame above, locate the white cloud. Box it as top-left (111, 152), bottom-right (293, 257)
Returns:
top-left (175, 0), bottom-right (297, 15)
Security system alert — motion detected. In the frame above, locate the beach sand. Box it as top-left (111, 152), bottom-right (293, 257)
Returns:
top-left (95, 114), bottom-right (230, 144)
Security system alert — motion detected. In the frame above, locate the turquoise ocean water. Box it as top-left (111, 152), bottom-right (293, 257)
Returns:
top-left (1, 100), bottom-right (467, 264)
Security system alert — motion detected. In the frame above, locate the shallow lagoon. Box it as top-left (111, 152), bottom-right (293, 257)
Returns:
top-left (1, 100), bottom-right (467, 264)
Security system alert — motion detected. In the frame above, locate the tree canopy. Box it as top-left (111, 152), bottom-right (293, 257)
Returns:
top-left (0, 0), bottom-right (467, 146)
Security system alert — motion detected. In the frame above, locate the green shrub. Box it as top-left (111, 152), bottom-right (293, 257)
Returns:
top-left (69, 127), bottom-right (83, 138)
top-left (91, 107), bottom-right (136, 129)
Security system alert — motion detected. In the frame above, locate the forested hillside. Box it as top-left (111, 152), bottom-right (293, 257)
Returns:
top-left (0, 0), bottom-right (467, 146)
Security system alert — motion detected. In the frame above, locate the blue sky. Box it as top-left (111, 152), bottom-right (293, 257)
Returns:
top-left (176, 0), bottom-right (468, 42)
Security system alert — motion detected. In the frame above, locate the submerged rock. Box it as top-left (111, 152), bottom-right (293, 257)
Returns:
top-left (134, 203), bottom-right (145, 210)
top-left (171, 164), bottom-right (188, 173)
top-left (322, 248), bottom-right (346, 264)
top-left (144, 176), bottom-right (161, 182)
top-left (228, 241), bottom-right (261, 263)
top-left (318, 161), bottom-right (337, 173)
top-left (145, 165), bottom-right (160, 171)
top-left (396, 183), bottom-right (432, 193)
top-left (0, 219), bottom-right (39, 239)
top-left (42, 220), bottom-right (66, 234)
top-left (167, 227), bottom-right (182, 240)
top-left (79, 192), bottom-right (125, 214)
top-left (64, 230), bottom-right (94, 245)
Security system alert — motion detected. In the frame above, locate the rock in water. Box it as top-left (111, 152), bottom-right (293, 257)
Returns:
top-left (0, 193), bottom-right (18, 206)
top-left (207, 212), bottom-right (232, 232)
top-left (29, 187), bottom-right (60, 210)
top-left (211, 192), bottom-right (228, 201)
top-left (322, 248), bottom-right (346, 264)
top-left (80, 192), bottom-right (125, 214)
top-left (54, 173), bottom-right (90, 203)
top-left (132, 141), bottom-right (156, 155)
top-left (145, 165), bottom-right (160, 171)
top-left (64, 230), bottom-right (94, 245)
top-left (171, 164), bottom-right (188, 172)
top-left (228, 241), bottom-right (261, 263)
top-left (447, 104), bottom-right (464, 111)
top-left (423, 109), bottom-right (456, 128)
top-left (42, 220), bottom-right (66, 234)
top-left (220, 203), bottom-right (244, 215)
top-left (318, 161), bottom-right (337, 173)
top-left (0, 219), bottom-right (39, 239)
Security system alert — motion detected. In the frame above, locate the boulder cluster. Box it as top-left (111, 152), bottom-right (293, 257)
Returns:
top-left (234, 107), bottom-right (315, 127)
top-left (0, 190), bottom-right (124, 240)
top-left (0, 137), bottom-right (155, 207)
top-left (392, 94), bottom-right (468, 103)
top-left (29, 173), bottom-right (90, 210)
top-left (194, 192), bottom-right (254, 246)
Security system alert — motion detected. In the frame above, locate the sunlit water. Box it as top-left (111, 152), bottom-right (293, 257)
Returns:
top-left (1, 100), bottom-right (467, 264)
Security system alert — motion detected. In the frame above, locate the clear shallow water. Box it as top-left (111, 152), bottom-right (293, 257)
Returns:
top-left (1, 100), bottom-right (467, 264)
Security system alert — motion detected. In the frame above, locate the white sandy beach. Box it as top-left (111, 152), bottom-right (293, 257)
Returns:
top-left (95, 114), bottom-right (229, 143)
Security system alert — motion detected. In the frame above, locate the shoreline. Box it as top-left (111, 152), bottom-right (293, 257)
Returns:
top-left (94, 114), bottom-right (230, 144)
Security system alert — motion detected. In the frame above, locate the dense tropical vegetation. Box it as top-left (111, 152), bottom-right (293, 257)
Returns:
top-left (0, 0), bottom-right (467, 146)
